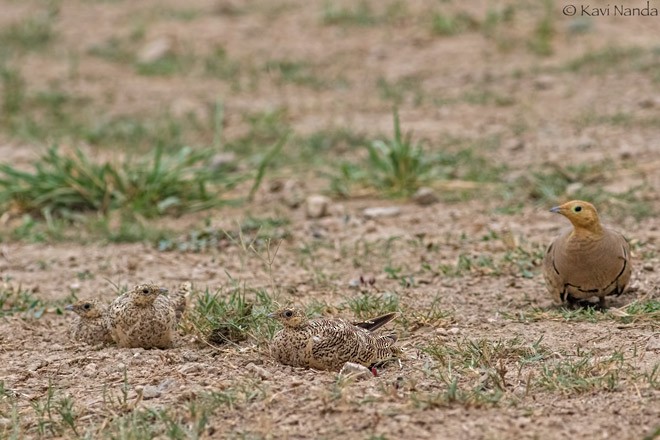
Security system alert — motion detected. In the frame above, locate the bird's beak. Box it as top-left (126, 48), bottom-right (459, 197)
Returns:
top-left (65, 305), bottom-right (74, 311)
top-left (549, 206), bottom-right (561, 213)
top-left (267, 312), bottom-right (277, 319)
top-left (159, 288), bottom-right (169, 294)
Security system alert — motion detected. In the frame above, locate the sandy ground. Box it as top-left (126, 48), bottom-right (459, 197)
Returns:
top-left (0, 0), bottom-right (658, 438)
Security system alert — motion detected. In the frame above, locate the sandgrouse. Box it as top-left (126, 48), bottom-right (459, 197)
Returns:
top-left (106, 282), bottom-right (189, 349)
top-left (269, 307), bottom-right (401, 371)
top-left (66, 299), bottom-right (113, 345)
top-left (543, 200), bottom-right (632, 307)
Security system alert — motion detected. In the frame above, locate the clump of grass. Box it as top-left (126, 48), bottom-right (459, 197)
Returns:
top-left (528, 0), bottom-right (554, 56)
top-left (330, 115), bottom-right (504, 199)
top-left (0, 145), bottom-right (241, 219)
top-left (264, 59), bottom-right (325, 89)
top-left (0, 283), bottom-right (45, 318)
top-left (431, 11), bottom-right (478, 36)
top-left (504, 299), bottom-right (660, 326)
top-left (0, 64), bottom-right (26, 118)
top-left (612, 300), bottom-right (660, 326)
top-left (0, 5), bottom-right (58, 53)
top-left (535, 351), bottom-right (627, 395)
top-left (377, 76), bottom-right (425, 106)
top-left (204, 46), bottom-right (241, 83)
top-left (136, 52), bottom-right (194, 77)
top-left (186, 286), bottom-right (277, 344)
top-left (364, 109), bottom-right (431, 196)
top-left (343, 292), bottom-right (400, 319)
top-left (158, 216), bottom-right (290, 253)
top-left (322, 1), bottom-right (377, 26)
top-left (420, 337), bottom-right (548, 407)
top-left (565, 46), bottom-right (646, 74)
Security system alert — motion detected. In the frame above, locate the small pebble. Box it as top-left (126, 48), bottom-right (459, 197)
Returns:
top-left (363, 207), bottom-right (401, 219)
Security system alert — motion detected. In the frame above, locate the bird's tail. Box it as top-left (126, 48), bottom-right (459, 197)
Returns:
top-left (354, 312), bottom-right (398, 332)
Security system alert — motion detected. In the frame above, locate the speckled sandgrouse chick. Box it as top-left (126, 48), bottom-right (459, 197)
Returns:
top-left (268, 307), bottom-right (401, 371)
top-left (543, 200), bottom-right (632, 307)
top-left (106, 283), bottom-right (189, 349)
top-left (66, 299), bottom-right (113, 345)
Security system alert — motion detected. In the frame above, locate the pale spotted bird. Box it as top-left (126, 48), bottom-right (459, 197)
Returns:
top-left (106, 282), bottom-right (189, 349)
top-left (543, 200), bottom-right (632, 307)
top-left (268, 307), bottom-right (401, 371)
top-left (66, 299), bottom-right (113, 345)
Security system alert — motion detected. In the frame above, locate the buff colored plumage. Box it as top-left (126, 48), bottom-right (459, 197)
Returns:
top-left (543, 200), bottom-right (632, 307)
top-left (106, 282), bottom-right (189, 349)
top-left (66, 299), bottom-right (113, 345)
top-left (269, 307), bottom-right (401, 371)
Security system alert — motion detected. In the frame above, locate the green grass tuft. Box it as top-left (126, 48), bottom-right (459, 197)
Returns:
top-left (0, 145), bottom-right (241, 219)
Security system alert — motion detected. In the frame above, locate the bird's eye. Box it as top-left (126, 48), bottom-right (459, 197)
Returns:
top-left (142, 288), bottom-right (149, 294)
top-left (574, 206), bottom-right (582, 212)
top-left (284, 310), bottom-right (293, 318)
top-left (83, 303), bottom-right (91, 310)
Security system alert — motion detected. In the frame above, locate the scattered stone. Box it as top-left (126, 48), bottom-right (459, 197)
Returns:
top-left (534, 75), bottom-right (554, 90)
top-left (505, 139), bottom-right (525, 152)
top-left (363, 206), bottom-right (401, 219)
top-left (412, 187), bottom-right (439, 206)
top-left (82, 363), bottom-right (97, 378)
top-left (138, 385), bottom-right (161, 400)
top-left (339, 362), bottom-right (372, 380)
top-left (643, 263), bottom-right (654, 272)
top-left (209, 152), bottom-right (237, 172)
top-left (646, 336), bottom-right (660, 351)
top-left (137, 37), bottom-right (173, 64)
top-left (178, 363), bottom-right (201, 375)
top-left (448, 327), bottom-right (460, 335)
top-left (566, 17), bottom-right (592, 34)
top-left (565, 182), bottom-right (584, 196)
top-left (576, 136), bottom-right (595, 150)
top-left (305, 195), bottom-right (331, 219)
top-left (246, 362), bottom-right (272, 380)
top-left (282, 180), bottom-right (304, 208)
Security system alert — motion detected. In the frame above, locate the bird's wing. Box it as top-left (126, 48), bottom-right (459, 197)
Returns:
top-left (307, 320), bottom-right (363, 369)
top-left (543, 238), bottom-right (565, 302)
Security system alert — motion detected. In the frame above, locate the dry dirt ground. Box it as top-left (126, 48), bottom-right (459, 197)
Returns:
top-left (0, 0), bottom-right (659, 439)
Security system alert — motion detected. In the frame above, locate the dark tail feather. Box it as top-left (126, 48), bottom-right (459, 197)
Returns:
top-left (354, 312), bottom-right (398, 332)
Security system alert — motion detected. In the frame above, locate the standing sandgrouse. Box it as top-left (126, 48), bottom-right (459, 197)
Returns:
top-left (268, 307), bottom-right (401, 371)
top-left (543, 200), bottom-right (632, 307)
top-left (66, 299), bottom-right (113, 345)
top-left (106, 282), bottom-right (189, 349)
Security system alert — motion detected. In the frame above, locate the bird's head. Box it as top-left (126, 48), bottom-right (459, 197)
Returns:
top-left (268, 307), bottom-right (308, 328)
top-left (130, 283), bottom-right (168, 306)
top-left (65, 300), bottom-right (104, 319)
top-left (550, 200), bottom-right (602, 232)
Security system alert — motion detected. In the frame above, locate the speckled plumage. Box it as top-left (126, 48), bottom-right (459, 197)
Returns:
top-left (106, 283), bottom-right (189, 349)
top-left (269, 307), bottom-right (401, 371)
top-left (66, 299), bottom-right (113, 345)
top-left (543, 200), bottom-right (632, 307)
